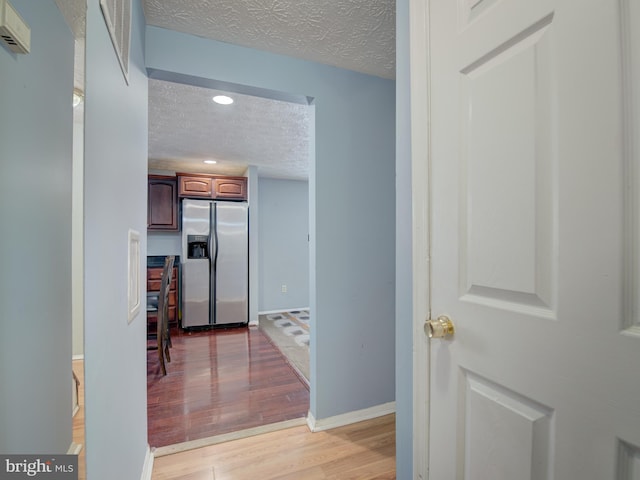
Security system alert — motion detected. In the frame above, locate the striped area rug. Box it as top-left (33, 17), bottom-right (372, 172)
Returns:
top-left (259, 310), bottom-right (310, 384)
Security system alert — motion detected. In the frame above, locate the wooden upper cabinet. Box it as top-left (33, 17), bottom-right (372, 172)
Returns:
top-left (148, 175), bottom-right (178, 231)
top-left (178, 175), bottom-right (213, 198)
top-left (177, 173), bottom-right (247, 201)
top-left (213, 177), bottom-right (247, 200)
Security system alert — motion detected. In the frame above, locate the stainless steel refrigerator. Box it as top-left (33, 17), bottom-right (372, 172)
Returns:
top-left (181, 199), bottom-right (249, 328)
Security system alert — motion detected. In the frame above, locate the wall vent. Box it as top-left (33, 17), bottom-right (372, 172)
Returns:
top-left (100, 0), bottom-right (131, 83)
top-left (0, 0), bottom-right (30, 54)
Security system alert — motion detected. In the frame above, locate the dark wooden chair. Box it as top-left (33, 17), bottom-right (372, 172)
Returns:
top-left (147, 255), bottom-right (175, 375)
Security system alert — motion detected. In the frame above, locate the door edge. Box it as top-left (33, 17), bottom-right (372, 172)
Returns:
top-left (409, 0), bottom-right (432, 477)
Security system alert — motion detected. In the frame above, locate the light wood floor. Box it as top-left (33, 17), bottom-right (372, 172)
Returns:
top-left (152, 414), bottom-right (396, 480)
top-left (72, 358), bottom-right (85, 480)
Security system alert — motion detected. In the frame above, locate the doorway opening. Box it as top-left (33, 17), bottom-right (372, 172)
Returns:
top-left (146, 76), bottom-right (314, 451)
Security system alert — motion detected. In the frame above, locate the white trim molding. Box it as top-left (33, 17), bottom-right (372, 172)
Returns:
top-left (153, 417), bottom-right (307, 457)
top-left (306, 401), bottom-right (396, 432)
top-left (140, 445), bottom-right (154, 480)
top-left (127, 228), bottom-right (141, 323)
top-left (67, 442), bottom-right (82, 455)
top-left (258, 307), bottom-right (310, 315)
top-left (409, 0), bottom-right (432, 477)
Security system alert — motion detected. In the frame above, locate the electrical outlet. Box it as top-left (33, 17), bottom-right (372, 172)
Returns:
top-left (281, 284), bottom-right (287, 293)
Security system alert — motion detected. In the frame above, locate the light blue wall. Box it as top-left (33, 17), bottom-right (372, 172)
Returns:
top-left (147, 231), bottom-right (181, 255)
top-left (258, 178), bottom-right (310, 312)
top-left (247, 166), bottom-right (260, 324)
top-left (395, 0), bottom-right (414, 476)
top-left (83, 0), bottom-right (149, 478)
top-left (0, 0), bottom-right (73, 454)
top-left (145, 26), bottom-right (396, 420)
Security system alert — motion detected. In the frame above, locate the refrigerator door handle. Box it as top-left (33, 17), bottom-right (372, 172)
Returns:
top-left (209, 202), bottom-right (217, 325)
top-left (212, 203), bottom-right (219, 267)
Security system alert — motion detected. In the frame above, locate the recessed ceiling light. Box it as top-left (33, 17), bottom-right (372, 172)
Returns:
top-left (212, 95), bottom-right (233, 105)
top-left (204, 160), bottom-right (217, 164)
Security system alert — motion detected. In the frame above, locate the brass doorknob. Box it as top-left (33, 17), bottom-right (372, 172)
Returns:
top-left (425, 315), bottom-right (455, 338)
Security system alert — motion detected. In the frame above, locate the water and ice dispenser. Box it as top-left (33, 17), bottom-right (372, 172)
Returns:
top-left (187, 235), bottom-right (209, 259)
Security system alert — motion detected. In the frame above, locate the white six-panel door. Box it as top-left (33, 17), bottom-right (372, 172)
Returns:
top-left (415, 0), bottom-right (640, 478)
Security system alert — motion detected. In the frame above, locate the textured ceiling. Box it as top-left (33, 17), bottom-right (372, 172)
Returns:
top-left (145, 0), bottom-right (396, 180)
top-left (57, 0), bottom-right (396, 180)
top-left (148, 79), bottom-right (312, 180)
top-left (143, 0), bottom-right (396, 79)
top-left (55, 0), bottom-right (85, 39)
top-left (55, 0), bottom-right (84, 87)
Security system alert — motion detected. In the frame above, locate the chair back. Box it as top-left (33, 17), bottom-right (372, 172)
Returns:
top-left (155, 255), bottom-right (175, 374)
top-left (157, 255), bottom-right (175, 331)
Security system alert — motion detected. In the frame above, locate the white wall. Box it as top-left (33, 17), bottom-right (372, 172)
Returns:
top-left (83, 0), bottom-right (149, 478)
top-left (258, 178), bottom-right (310, 311)
top-left (0, 0), bottom-right (74, 453)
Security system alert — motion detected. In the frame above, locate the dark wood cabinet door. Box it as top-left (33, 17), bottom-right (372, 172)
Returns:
top-left (213, 177), bottom-right (247, 200)
top-left (148, 176), bottom-right (178, 230)
top-left (178, 176), bottom-right (213, 197)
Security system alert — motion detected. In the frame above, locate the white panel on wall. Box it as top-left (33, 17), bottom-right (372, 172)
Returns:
top-left (461, 372), bottom-right (553, 480)
top-left (127, 229), bottom-right (140, 323)
top-left (459, 15), bottom-right (556, 319)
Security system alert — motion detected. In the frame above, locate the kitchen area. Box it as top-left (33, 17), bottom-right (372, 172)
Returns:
top-left (147, 172), bottom-right (249, 332)
top-left (146, 171), bottom-right (310, 448)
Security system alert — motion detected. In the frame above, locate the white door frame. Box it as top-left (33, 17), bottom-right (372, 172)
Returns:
top-left (409, 0), bottom-right (431, 478)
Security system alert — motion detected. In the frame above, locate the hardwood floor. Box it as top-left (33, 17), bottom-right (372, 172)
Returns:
top-left (147, 325), bottom-right (310, 448)
top-left (72, 359), bottom-right (85, 480)
top-left (152, 414), bottom-right (396, 479)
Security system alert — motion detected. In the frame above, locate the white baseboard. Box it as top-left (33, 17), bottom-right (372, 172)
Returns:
top-left (67, 442), bottom-right (83, 455)
top-left (306, 401), bottom-right (395, 432)
top-left (140, 445), bottom-right (154, 480)
top-left (259, 307), bottom-right (310, 315)
top-left (72, 354), bottom-right (84, 361)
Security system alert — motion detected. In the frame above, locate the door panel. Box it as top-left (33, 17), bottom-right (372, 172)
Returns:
top-left (214, 202), bottom-right (248, 325)
top-left (460, 372), bottom-right (553, 480)
top-left (181, 199), bottom-right (211, 328)
top-left (459, 13), bottom-right (556, 316)
top-left (426, 0), bottom-right (640, 478)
